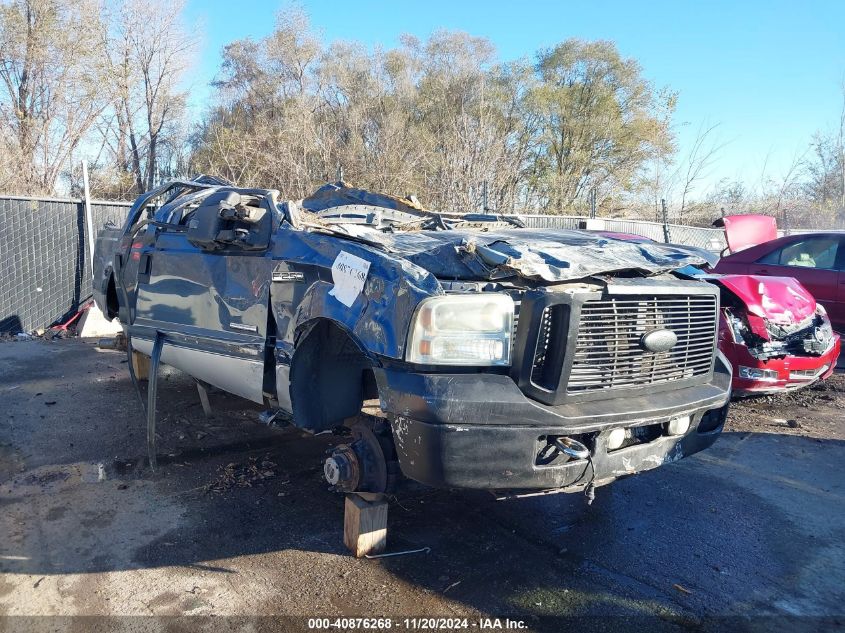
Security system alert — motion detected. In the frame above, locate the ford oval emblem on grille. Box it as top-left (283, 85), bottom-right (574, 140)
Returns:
top-left (640, 329), bottom-right (677, 353)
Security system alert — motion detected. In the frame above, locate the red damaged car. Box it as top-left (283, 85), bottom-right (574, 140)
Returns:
top-left (598, 231), bottom-right (841, 396)
top-left (714, 274), bottom-right (839, 395)
top-left (712, 215), bottom-right (845, 332)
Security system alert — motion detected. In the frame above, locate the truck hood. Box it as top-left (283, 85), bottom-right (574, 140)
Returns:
top-left (364, 228), bottom-right (706, 282)
top-left (713, 274), bottom-right (817, 326)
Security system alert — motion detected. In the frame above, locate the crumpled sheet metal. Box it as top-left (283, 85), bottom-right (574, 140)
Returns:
top-left (713, 214), bottom-right (778, 253)
top-left (714, 274), bottom-right (817, 329)
top-left (269, 223), bottom-right (706, 360)
top-left (301, 181), bottom-right (426, 213)
top-left (364, 229), bottom-right (706, 282)
top-left (270, 225), bottom-right (441, 360)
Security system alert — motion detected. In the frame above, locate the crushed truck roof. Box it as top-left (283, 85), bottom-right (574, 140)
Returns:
top-left (350, 228), bottom-right (706, 282)
top-left (299, 182), bottom-right (707, 282)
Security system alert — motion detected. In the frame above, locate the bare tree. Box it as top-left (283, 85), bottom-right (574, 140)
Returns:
top-left (193, 6), bottom-right (324, 195)
top-left (96, 0), bottom-right (195, 195)
top-left (637, 87), bottom-right (678, 219)
top-left (193, 19), bottom-right (540, 209)
top-left (772, 149), bottom-right (809, 228)
top-left (673, 121), bottom-right (726, 216)
top-left (838, 83), bottom-right (845, 211)
top-left (0, 0), bottom-right (108, 193)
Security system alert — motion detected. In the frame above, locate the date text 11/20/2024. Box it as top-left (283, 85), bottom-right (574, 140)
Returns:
top-left (307, 618), bottom-right (527, 629)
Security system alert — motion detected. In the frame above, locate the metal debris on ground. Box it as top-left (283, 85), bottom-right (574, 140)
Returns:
top-left (98, 337), bottom-right (121, 350)
top-left (258, 410), bottom-right (289, 427)
top-left (443, 580), bottom-right (461, 593)
top-left (204, 456), bottom-right (278, 493)
top-left (259, 410), bottom-right (281, 426)
top-left (364, 546), bottom-right (431, 559)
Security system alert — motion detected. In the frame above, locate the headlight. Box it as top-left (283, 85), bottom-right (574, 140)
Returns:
top-left (725, 310), bottom-right (748, 344)
top-left (738, 366), bottom-right (779, 381)
top-left (406, 294), bottom-right (514, 366)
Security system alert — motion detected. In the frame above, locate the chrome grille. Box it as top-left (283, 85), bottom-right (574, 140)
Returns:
top-left (531, 307), bottom-right (553, 383)
top-left (566, 295), bottom-right (717, 393)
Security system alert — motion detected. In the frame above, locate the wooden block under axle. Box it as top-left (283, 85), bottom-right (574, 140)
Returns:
top-left (131, 350), bottom-right (151, 381)
top-left (344, 494), bottom-right (388, 558)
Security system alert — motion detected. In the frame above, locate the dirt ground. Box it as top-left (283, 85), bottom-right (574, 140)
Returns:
top-left (727, 371), bottom-right (845, 440)
top-left (1, 338), bottom-right (844, 632)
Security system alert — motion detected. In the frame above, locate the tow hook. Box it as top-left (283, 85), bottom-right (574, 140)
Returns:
top-left (553, 436), bottom-right (590, 461)
top-left (551, 436), bottom-right (596, 505)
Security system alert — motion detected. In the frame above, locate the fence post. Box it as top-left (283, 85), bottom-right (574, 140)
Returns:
top-left (661, 198), bottom-right (670, 243)
top-left (81, 161), bottom-right (95, 278)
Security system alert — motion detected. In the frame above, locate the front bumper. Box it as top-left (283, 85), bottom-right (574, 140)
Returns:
top-left (374, 354), bottom-right (732, 491)
top-left (723, 334), bottom-right (840, 396)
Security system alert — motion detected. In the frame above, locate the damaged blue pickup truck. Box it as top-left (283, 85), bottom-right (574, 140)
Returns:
top-left (93, 177), bottom-right (731, 497)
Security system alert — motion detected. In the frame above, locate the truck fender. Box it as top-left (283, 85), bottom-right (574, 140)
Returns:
top-left (287, 317), bottom-right (375, 432)
top-left (272, 231), bottom-right (442, 359)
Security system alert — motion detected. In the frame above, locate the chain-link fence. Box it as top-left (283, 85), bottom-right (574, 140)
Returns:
top-left (0, 196), bottom-right (131, 334)
top-left (517, 215), bottom-right (583, 231)
top-left (520, 215), bottom-right (728, 252)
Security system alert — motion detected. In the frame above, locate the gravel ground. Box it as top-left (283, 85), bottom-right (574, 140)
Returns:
top-left (727, 372), bottom-right (845, 440)
top-left (1, 338), bottom-right (843, 632)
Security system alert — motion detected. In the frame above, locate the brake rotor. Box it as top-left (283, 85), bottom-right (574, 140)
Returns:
top-left (323, 417), bottom-right (395, 493)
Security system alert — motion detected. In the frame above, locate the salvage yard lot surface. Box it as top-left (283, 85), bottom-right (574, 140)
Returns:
top-left (1, 339), bottom-right (844, 631)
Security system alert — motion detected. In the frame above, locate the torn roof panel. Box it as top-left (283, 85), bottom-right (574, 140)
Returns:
top-left (301, 181), bottom-right (426, 214)
top-left (363, 228), bottom-right (707, 282)
top-left (296, 183), bottom-right (706, 282)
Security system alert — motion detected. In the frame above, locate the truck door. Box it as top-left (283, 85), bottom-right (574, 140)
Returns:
top-left (130, 191), bottom-right (277, 403)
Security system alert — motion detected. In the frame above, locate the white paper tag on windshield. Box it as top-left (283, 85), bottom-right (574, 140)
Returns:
top-left (329, 251), bottom-right (371, 307)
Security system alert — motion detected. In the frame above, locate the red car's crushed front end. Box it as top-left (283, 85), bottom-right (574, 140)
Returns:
top-left (714, 274), bottom-right (840, 396)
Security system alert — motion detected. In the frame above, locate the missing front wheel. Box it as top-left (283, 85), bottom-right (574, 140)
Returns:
top-left (323, 415), bottom-right (400, 493)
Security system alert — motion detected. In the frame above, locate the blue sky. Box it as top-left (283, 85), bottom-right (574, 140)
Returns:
top-left (183, 0), bottom-right (845, 195)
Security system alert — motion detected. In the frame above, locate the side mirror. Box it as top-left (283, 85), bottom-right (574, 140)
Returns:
top-left (187, 191), bottom-right (270, 251)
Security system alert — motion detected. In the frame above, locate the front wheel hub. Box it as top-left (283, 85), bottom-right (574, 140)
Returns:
top-left (323, 445), bottom-right (360, 492)
top-left (323, 417), bottom-right (398, 493)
